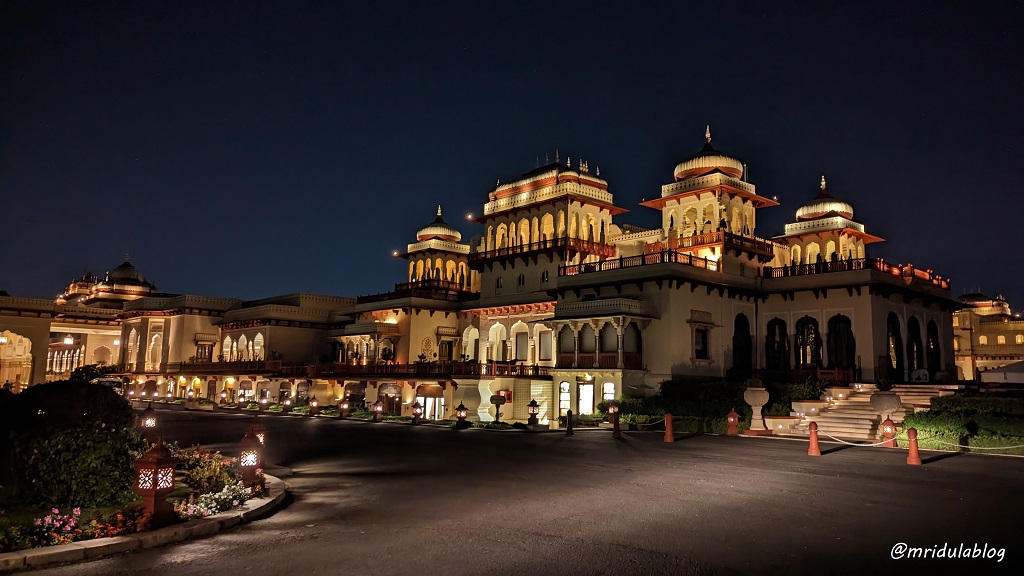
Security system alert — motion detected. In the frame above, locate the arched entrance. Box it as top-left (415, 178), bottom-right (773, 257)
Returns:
top-left (794, 316), bottom-right (822, 369)
top-left (765, 318), bottom-right (790, 370)
top-left (926, 320), bottom-right (941, 378)
top-left (826, 314), bottom-right (856, 369)
top-left (0, 330), bottom-right (34, 387)
top-left (906, 317), bottom-right (924, 373)
top-left (731, 314), bottom-right (752, 372)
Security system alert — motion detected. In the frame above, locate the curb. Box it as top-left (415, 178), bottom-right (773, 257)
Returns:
top-left (0, 475), bottom-right (288, 573)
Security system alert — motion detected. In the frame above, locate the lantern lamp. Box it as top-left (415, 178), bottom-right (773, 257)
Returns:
top-left (411, 401), bottom-right (423, 424)
top-left (454, 401), bottom-right (469, 429)
top-left (220, 391), bottom-right (227, 405)
top-left (132, 438), bottom-right (177, 527)
top-left (63, 334), bottom-right (74, 346)
top-left (187, 388), bottom-right (194, 398)
top-left (141, 403), bottom-right (157, 429)
top-left (339, 399), bottom-right (350, 419)
top-left (309, 395), bottom-right (320, 416)
top-left (727, 408), bottom-right (740, 435)
top-left (373, 398), bottom-right (384, 422)
top-left (881, 416), bottom-right (897, 448)
top-left (527, 399), bottom-right (540, 426)
top-left (237, 431), bottom-right (262, 489)
top-left (248, 416), bottom-right (268, 468)
top-left (608, 400), bottom-right (621, 439)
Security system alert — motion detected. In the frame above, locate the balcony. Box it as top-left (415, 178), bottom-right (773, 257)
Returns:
top-left (554, 298), bottom-right (647, 318)
top-left (357, 279), bottom-right (477, 305)
top-left (762, 258), bottom-right (950, 290)
top-left (554, 352), bottom-right (642, 370)
top-left (469, 237), bottom-right (617, 269)
top-left (309, 361), bottom-right (551, 379)
top-left (173, 360), bottom-right (286, 375)
top-left (559, 250), bottom-right (717, 277)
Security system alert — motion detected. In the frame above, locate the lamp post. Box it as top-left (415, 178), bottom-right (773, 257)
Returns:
top-left (140, 402), bottom-right (157, 441)
top-left (527, 399), bottom-right (540, 427)
top-left (338, 398), bottom-right (350, 419)
top-left (259, 397), bottom-right (268, 411)
top-left (309, 395), bottom-right (319, 416)
top-left (411, 401), bottom-right (422, 424)
top-left (248, 416), bottom-right (268, 469)
top-left (220, 390), bottom-right (227, 405)
top-left (608, 400), bottom-right (621, 439)
top-left (132, 438), bottom-right (177, 527)
top-left (880, 416), bottom-right (897, 448)
top-left (373, 398), bottom-right (384, 422)
top-left (726, 408), bottom-right (740, 435)
top-left (283, 398), bottom-right (292, 413)
top-left (454, 401), bottom-right (469, 429)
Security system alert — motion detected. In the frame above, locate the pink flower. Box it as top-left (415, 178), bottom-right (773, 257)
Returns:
top-left (72, 507), bottom-right (81, 516)
top-left (52, 508), bottom-right (59, 514)
top-left (33, 519), bottom-right (41, 526)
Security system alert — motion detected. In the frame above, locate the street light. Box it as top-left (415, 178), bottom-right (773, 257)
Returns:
top-left (411, 401), bottom-right (422, 424)
top-left (141, 403), bottom-right (157, 429)
top-left (527, 399), bottom-right (540, 427)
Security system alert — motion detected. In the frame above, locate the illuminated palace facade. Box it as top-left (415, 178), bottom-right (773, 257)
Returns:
top-left (0, 130), bottom-right (959, 425)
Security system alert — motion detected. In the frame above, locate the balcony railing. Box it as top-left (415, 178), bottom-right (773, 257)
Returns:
top-left (470, 237), bottom-right (617, 267)
top-left (174, 360), bottom-right (286, 374)
top-left (559, 250), bottom-right (718, 276)
top-left (763, 258), bottom-right (950, 290)
top-left (553, 352), bottom-right (642, 370)
top-left (357, 279), bottom-right (478, 304)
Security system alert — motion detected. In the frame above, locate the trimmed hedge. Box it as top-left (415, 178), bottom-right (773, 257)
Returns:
top-left (929, 395), bottom-right (1024, 417)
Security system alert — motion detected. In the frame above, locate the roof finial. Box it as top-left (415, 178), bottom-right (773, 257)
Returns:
top-left (705, 125), bottom-right (711, 143)
top-left (437, 204), bottom-right (442, 217)
top-left (596, 165), bottom-right (600, 176)
top-left (555, 149), bottom-right (559, 163)
top-left (567, 155), bottom-right (571, 168)
top-left (545, 152), bottom-right (550, 163)
top-left (124, 250), bottom-right (130, 262)
top-left (820, 175), bottom-right (827, 191)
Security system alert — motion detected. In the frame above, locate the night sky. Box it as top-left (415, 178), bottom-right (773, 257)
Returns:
top-left (2, 2), bottom-right (1022, 307)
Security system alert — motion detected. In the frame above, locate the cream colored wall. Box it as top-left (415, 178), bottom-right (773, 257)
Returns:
top-left (0, 317), bottom-right (50, 385)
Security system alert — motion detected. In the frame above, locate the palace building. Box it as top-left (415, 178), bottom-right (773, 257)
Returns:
top-left (0, 128), bottom-right (964, 426)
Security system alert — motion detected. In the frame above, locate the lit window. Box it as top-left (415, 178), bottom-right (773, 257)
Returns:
top-left (953, 316), bottom-right (959, 327)
top-left (979, 336), bottom-right (988, 345)
top-left (1017, 334), bottom-right (1023, 345)
top-left (559, 381), bottom-right (570, 417)
top-left (997, 335), bottom-right (1006, 345)
top-left (953, 339), bottom-right (959, 351)
top-left (602, 382), bottom-right (615, 402)
top-left (694, 328), bottom-right (710, 360)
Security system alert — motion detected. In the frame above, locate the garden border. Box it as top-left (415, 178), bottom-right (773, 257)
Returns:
top-left (0, 474), bottom-right (288, 572)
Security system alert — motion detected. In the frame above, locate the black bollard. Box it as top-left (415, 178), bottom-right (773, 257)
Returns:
top-left (565, 409), bottom-right (575, 436)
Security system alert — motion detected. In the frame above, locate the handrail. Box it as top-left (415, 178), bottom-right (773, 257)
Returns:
top-left (559, 249), bottom-right (718, 276)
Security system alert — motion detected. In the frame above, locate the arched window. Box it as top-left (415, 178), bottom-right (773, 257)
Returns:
top-left (997, 335), bottom-right (1006, 344)
top-left (979, 335), bottom-right (988, 345)
top-left (599, 323), bottom-right (617, 353)
top-left (558, 326), bottom-right (575, 354)
top-left (517, 273), bottom-right (525, 287)
top-left (794, 316), bottom-right (822, 368)
top-left (495, 277), bottom-right (503, 289)
top-left (926, 320), bottom-right (941, 376)
top-left (887, 312), bottom-right (904, 381)
top-left (1017, 334), bottom-right (1024, 345)
top-left (541, 270), bottom-right (549, 283)
top-left (579, 324), bottom-right (596, 353)
top-left (906, 317), bottom-right (923, 372)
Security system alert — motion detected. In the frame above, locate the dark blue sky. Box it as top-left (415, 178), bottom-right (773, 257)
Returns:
top-left (2, 1), bottom-right (1022, 307)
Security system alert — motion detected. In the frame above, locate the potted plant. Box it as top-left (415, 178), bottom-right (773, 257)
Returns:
top-left (869, 378), bottom-right (902, 419)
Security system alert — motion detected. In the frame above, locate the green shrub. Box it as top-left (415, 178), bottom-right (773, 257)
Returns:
top-left (173, 446), bottom-right (238, 493)
top-left (597, 396), bottom-right (665, 416)
top-left (350, 408), bottom-right (375, 419)
top-left (967, 414), bottom-right (1024, 437)
top-left (244, 402), bottom-right (260, 410)
top-left (319, 407), bottom-right (340, 416)
top-left (671, 413), bottom-right (751, 435)
top-left (930, 395), bottom-right (1024, 417)
top-left (471, 421), bottom-right (513, 430)
top-left (620, 413), bottom-right (652, 425)
top-left (764, 378), bottom-right (828, 416)
top-left (966, 435), bottom-right (1024, 456)
top-left (267, 403), bottom-right (283, 412)
top-left (382, 414), bottom-right (413, 422)
top-left (13, 424), bottom-right (147, 507)
top-left (658, 379), bottom-right (747, 419)
top-left (897, 412), bottom-right (968, 450)
top-left (291, 405), bottom-right (310, 414)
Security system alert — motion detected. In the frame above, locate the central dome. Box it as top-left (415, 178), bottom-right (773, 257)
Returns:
top-left (795, 176), bottom-right (854, 221)
top-left (673, 126), bottom-right (744, 181)
top-left (416, 206), bottom-right (462, 242)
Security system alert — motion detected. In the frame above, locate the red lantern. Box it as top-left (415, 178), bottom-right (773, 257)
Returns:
top-left (133, 438), bottom-right (177, 527)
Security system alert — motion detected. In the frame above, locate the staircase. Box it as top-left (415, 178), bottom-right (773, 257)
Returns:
top-left (785, 383), bottom-right (964, 441)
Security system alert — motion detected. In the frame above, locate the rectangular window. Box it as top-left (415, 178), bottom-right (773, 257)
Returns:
top-left (559, 381), bottom-right (570, 417)
top-left (538, 332), bottom-right (552, 361)
top-left (694, 328), bottom-right (710, 360)
top-left (515, 332), bottom-right (529, 361)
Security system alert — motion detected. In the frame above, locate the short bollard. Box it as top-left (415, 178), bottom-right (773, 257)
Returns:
top-left (565, 409), bottom-right (574, 436)
top-left (609, 401), bottom-right (622, 439)
top-left (808, 421), bottom-right (821, 456)
top-left (907, 427), bottom-right (922, 466)
top-left (664, 413), bottom-right (674, 443)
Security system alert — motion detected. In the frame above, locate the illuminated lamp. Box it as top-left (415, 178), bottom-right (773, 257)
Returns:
top-left (726, 408), bottom-right (740, 435)
top-left (0, 335), bottom-right (7, 345)
top-left (309, 395), bottom-right (320, 416)
top-left (608, 400), bottom-right (621, 439)
top-left (259, 397), bottom-right (268, 410)
top-left (132, 438), bottom-right (177, 527)
top-left (63, 334), bottom-right (74, 346)
top-left (141, 402), bottom-right (157, 430)
top-left (113, 338), bottom-right (120, 346)
top-left (454, 401), bottom-right (469, 429)
top-left (220, 391), bottom-right (227, 405)
top-left (373, 398), bottom-right (384, 422)
top-left (880, 416), bottom-right (897, 448)
top-left (411, 401), bottom-right (423, 424)
top-left (527, 399), bottom-right (540, 427)
top-left (248, 416), bottom-right (268, 468)
top-left (339, 399), bottom-right (350, 419)
top-left (237, 431), bottom-right (261, 488)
